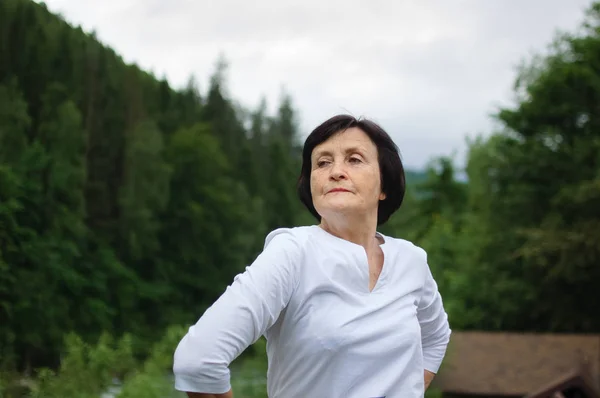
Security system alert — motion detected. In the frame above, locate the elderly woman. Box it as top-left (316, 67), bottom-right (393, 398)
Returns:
top-left (173, 114), bottom-right (451, 398)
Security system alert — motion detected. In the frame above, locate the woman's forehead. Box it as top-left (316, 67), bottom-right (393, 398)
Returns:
top-left (312, 128), bottom-right (376, 156)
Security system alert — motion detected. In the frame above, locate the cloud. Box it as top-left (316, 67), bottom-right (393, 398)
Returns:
top-left (40, 0), bottom-right (591, 169)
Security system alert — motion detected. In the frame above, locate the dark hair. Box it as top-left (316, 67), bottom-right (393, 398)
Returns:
top-left (297, 114), bottom-right (406, 226)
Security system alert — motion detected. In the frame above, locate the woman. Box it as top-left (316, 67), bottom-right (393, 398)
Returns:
top-left (173, 114), bottom-right (451, 398)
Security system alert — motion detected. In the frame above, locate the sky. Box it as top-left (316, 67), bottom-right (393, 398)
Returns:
top-left (40, 0), bottom-right (591, 170)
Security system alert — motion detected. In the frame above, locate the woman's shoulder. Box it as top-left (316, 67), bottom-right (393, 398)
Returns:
top-left (263, 225), bottom-right (318, 250)
top-left (258, 226), bottom-right (318, 271)
top-left (380, 233), bottom-right (428, 260)
top-left (380, 235), bottom-right (433, 282)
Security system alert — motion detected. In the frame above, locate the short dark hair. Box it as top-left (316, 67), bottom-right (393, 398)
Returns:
top-left (297, 114), bottom-right (406, 226)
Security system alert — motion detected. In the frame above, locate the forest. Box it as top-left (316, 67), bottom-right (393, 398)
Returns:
top-left (1, 0), bottom-right (599, 397)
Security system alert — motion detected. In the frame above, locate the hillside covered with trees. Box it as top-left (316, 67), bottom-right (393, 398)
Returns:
top-left (1, 0), bottom-right (599, 396)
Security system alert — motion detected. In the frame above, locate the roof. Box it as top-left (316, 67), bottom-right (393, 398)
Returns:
top-left (525, 367), bottom-right (600, 398)
top-left (432, 331), bottom-right (600, 396)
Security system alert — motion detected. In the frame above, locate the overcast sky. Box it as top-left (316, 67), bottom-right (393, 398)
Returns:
top-left (40, 0), bottom-right (591, 170)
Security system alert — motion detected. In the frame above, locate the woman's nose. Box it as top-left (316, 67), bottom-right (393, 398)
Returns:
top-left (329, 161), bottom-right (347, 180)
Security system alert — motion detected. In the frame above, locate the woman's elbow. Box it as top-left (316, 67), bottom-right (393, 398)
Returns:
top-left (173, 335), bottom-right (224, 379)
top-left (173, 336), bottom-right (197, 376)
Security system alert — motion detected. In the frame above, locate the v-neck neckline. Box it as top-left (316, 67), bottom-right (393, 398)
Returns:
top-left (311, 225), bottom-right (389, 294)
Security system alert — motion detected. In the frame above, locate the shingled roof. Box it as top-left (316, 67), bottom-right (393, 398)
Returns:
top-left (432, 331), bottom-right (600, 396)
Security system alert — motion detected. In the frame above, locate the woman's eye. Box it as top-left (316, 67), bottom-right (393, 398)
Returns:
top-left (317, 160), bottom-right (330, 167)
top-left (349, 157), bottom-right (361, 164)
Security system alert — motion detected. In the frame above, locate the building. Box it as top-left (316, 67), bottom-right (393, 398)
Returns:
top-left (432, 332), bottom-right (600, 397)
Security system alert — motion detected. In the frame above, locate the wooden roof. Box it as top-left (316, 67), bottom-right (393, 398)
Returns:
top-left (525, 367), bottom-right (600, 397)
top-left (432, 331), bottom-right (600, 396)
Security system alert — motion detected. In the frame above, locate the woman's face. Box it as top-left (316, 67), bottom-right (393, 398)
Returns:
top-left (310, 127), bottom-right (386, 222)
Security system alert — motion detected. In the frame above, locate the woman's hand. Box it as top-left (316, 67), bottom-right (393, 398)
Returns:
top-left (424, 370), bottom-right (435, 390)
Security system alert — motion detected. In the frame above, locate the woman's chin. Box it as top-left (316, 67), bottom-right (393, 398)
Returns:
top-left (318, 204), bottom-right (362, 219)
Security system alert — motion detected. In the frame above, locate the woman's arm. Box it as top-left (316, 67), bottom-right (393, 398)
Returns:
top-left (173, 230), bottom-right (302, 396)
top-left (416, 253), bottom-right (452, 377)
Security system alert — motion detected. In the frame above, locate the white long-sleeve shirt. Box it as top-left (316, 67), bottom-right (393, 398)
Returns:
top-left (173, 225), bottom-right (451, 398)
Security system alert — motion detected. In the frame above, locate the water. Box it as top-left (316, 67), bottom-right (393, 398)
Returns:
top-left (100, 380), bottom-right (121, 398)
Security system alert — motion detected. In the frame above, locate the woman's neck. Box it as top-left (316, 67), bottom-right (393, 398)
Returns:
top-left (319, 214), bottom-right (379, 249)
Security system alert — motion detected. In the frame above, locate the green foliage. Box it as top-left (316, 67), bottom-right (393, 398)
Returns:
top-left (28, 332), bottom-right (135, 398)
top-left (0, 0), bottom-right (307, 373)
top-left (0, 327), bottom-right (269, 398)
top-left (119, 119), bottom-right (171, 263)
top-left (383, 1), bottom-right (600, 334)
top-left (0, 78), bottom-right (30, 164)
top-left (116, 326), bottom-right (189, 398)
top-left (411, 3), bottom-right (600, 333)
top-left (424, 388), bottom-right (443, 398)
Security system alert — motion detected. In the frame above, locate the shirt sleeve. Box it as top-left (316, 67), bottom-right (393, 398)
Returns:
top-left (172, 229), bottom-right (302, 394)
top-left (417, 258), bottom-right (451, 374)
